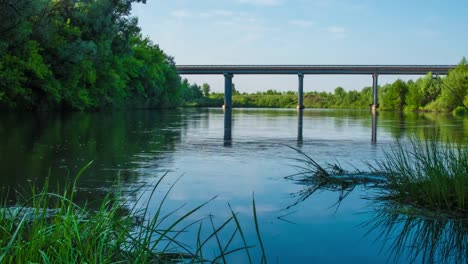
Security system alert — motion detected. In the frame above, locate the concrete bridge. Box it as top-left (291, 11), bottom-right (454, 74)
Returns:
top-left (176, 65), bottom-right (455, 112)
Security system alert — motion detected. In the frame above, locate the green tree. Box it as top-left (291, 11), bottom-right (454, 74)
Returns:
top-left (0, 0), bottom-right (181, 111)
top-left (202, 83), bottom-right (210, 97)
top-left (405, 80), bottom-right (423, 111)
top-left (419, 72), bottom-right (441, 107)
top-left (435, 58), bottom-right (468, 111)
top-left (232, 83), bottom-right (240, 95)
top-left (380, 79), bottom-right (408, 111)
top-left (332, 86), bottom-right (346, 107)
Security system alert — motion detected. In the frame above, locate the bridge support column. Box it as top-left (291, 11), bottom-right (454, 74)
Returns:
top-left (371, 72), bottom-right (379, 113)
top-left (223, 73), bottom-right (233, 109)
top-left (297, 73), bottom-right (305, 109)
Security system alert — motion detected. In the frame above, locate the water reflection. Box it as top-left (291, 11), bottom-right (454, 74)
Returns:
top-left (371, 112), bottom-right (378, 144)
top-left (223, 108), bottom-right (232, 147)
top-left (0, 111), bottom-right (183, 205)
top-left (221, 109), bottom-right (382, 145)
top-left (365, 209), bottom-right (468, 264)
top-left (297, 109), bottom-right (303, 146)
top-left (284, 147), bottom-right (468, 263)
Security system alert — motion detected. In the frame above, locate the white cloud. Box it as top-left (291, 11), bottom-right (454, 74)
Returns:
top-left (236, 0), bottom-right (283, 6)
top-left (326, 26), bottom-right (348, 39)
top-left (288, 19), bottom-right (316, 28)
top-left (200, 9), bottom-right (235, 18)
top-left (170, 9), bottom-right (191, 18)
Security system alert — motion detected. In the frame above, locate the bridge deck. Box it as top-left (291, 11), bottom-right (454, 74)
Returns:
top-left (176, 65), bottom-right (455, 75)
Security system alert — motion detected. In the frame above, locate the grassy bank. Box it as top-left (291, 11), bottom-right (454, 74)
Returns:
top-left (0, 164), bottom-right (265, 263)
top-left (187, 93), bottom-right (370, 109)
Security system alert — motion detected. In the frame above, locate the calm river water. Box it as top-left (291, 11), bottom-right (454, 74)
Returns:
top-left (0, 108), bottom-right (467, 263)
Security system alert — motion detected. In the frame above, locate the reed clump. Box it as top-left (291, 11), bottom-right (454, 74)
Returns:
top-left (287, 137), bottom-right (468, 218)
top-left (0, 163), bottom-right (265, 263)
top-left (374, 138), bottom-right (468, 218)
top-left (286, 138), bottom-right (468, 263)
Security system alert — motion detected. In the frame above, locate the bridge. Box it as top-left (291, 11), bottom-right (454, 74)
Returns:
top-left (176, 65), bottom-right (456, 112)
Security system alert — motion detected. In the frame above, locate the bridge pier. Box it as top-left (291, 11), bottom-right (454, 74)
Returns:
top-left (297, 73), bottom-right (305, 109)
top-left (223, 73), bottom-right (233, 109)
top-left (371, 72), bottom-right (379, 113)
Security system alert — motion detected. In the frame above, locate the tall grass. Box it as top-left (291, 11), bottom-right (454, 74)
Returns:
top-left (374, 138), bottom-right (468, 218)
top-left (0, 162), bottom-right (266, 263)
top-left (286, 138), bottom-right (468, 218)
top-left (286, 138), bottom-right (468, 263)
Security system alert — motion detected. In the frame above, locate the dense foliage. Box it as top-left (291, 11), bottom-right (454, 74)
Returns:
top-left (189, 59), bottom-right (468, 114)
top-left (0, 0), bottom-right (181, 110)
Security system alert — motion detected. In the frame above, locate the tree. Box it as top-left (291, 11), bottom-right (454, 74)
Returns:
top-left (380, 79), bottom-right (408, 111)
top-left (0, 0), bottom-right (180, 110)
top-left (435, 58), bottom-right (468, 111)
top-left (231, 83), bottom-right (239, 95)
top-left (332, 87), bottom-right (346, 107)
top-left (405, 80), bottom-right (423, 111)
top-left (202, 83), bottom-right (210, 97)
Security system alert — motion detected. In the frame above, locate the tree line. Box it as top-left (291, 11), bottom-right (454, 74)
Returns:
top-left (186, 59), bottom-right (468, 114)
top-left (0, 0), bottom-right (184, 111)
top-left (1, 1), bottom-right (466, 113)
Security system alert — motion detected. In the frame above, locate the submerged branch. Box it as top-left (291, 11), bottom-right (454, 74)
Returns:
top-left (285, 138), bottom-right (468, 220)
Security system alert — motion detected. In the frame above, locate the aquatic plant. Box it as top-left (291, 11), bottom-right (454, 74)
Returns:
top-left (286, 137), bottom-right (468, 218)
top-left (373, 138), bottom-right (468, 218)
top-left (0, 162), bottom-right (265, 263)
top-left (286, 138), bottom-right (468, 263)
top-left (285, 146), bottom-right (385, 210)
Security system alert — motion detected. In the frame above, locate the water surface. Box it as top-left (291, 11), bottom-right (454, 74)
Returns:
top-left (0, 108), bottom-right (466, 263)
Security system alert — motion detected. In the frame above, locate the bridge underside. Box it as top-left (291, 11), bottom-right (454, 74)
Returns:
top-left (177, 65), bottom-right (454, 75)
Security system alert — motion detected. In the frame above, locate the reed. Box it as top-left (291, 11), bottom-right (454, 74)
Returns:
top-left (374, 138), bottom-right (468, 218)
top-left (0, 162), bottom-right (265, 263)
top-left (286, 137), bottom-right (468, 218)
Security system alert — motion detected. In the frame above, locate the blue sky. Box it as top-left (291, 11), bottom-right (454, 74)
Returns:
top-left (132, 0), bottom-right (468, 93)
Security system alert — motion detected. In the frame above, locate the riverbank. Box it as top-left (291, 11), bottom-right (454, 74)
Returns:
top-left (184, 94), bottom-right (467, 115)
top-left (0, 165), bottom-right (265, 263)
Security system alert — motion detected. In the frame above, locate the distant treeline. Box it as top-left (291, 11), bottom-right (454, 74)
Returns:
top-left (1, 1), bottom-right (466, 113)
top-left (186, 59), bottom-right (468, 114)
top-left (0, 0), bottom-right (190, 111)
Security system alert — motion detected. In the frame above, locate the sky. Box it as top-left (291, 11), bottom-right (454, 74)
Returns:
top-left (132, 0), bottom-right (468, 93)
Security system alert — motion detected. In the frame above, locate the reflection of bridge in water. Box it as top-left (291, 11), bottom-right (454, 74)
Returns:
top-left (222, 110), bottom-right (379, 145)
top-left (178, 65), bottom-right (455, 145)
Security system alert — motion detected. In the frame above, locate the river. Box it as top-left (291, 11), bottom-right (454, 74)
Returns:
top-left (0, 108), bottom-right (466, 263)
